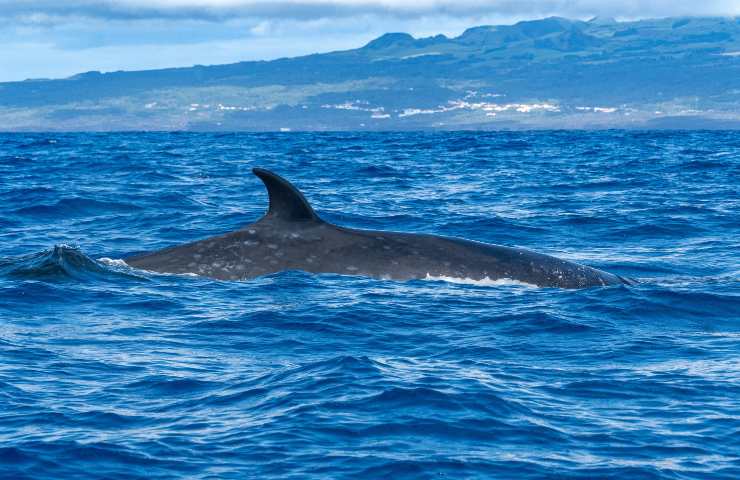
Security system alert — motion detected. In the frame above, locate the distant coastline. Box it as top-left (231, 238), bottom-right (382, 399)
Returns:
top-left (1, 16), bottom-right (739, 131)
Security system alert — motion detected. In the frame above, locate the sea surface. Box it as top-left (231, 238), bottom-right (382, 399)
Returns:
top-left (1, 131), bottom-right (739, 479)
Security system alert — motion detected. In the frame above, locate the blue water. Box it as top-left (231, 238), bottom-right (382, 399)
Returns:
top-left (1, 131), bottom-right (739, 479)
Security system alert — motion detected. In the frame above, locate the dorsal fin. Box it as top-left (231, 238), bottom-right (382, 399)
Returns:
top-left (252, 168), bottom-right (320, 222)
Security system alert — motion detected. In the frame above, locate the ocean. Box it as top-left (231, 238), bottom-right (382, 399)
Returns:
top-left (1, 131), bottom-right (739, 479)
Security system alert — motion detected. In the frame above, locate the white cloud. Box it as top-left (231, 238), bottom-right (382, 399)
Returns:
top-left (0, 0), bottom-right (738, 81)
top-left (1, 0), bottom-right (738, 22)
top-left (0, 29), bottom-right (381, 81)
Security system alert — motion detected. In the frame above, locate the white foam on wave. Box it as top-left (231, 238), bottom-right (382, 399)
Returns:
top-left (98, 257), bottom-right (128, 267)
top-left (423, 273), bottom-right (536, 288)
top-left (100, 258), bottom-right (202, 278)
top-left (97, 259), bottom-right (538, 286)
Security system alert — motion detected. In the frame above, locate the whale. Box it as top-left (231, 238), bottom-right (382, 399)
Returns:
top-left (125, 168), bottom-right (632, 288)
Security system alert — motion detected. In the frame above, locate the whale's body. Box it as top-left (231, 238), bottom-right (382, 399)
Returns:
top-left (126, 168), bottom-right (630, 288)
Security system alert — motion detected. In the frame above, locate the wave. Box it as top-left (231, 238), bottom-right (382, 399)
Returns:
top-left (1, 131), bottom-right (738, 480)
top-left (12, 197), bottom-right (142, 218)
top-left (423, 273), bottom-right (536, 288)
top-left (17, 138), bottom-right (60, 149)
top-left (353, 164), bottom-right (400, 177)
top-left (0, 245), bottom-right (145, 282)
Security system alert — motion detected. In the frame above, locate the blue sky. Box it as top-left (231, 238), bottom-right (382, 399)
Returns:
top-left (1, 0), bottom-right (738, 82)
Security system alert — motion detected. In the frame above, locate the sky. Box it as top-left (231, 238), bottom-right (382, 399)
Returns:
top-left (1, 0), bottom-right (739, 82)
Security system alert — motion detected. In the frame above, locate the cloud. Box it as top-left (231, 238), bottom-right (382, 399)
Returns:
top-left (1, 0), bottom-right (738, 24)
top-left (1, 0), bottom-right (738, 82)
top-left (0, 33), bottom-right (373, 80)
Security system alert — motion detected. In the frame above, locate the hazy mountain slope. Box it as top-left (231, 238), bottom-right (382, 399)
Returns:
top-left (1, 16), bottom-right (739, 130)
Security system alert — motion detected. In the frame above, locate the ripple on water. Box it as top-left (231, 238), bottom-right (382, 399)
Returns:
top-left (0, 131), bottom-right (738, 480)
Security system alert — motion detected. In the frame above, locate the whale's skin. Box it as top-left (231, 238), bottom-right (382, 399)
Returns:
top-left (126, 168), bottom-right (630, 288)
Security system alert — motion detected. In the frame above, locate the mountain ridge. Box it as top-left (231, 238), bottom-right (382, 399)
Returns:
top-left (1, 15), bottom-right (739, 131)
